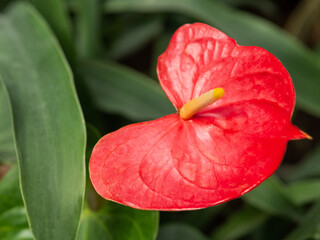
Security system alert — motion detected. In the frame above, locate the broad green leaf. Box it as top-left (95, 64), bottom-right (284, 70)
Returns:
top-left (157, 224), bottom-right (208, 240)
top-left (0, 75), bottom-right (16, 163)
top-left (0, 3), bottom-right (86, 240)
top-left (284, 201), bottom-right (320, 240)
top-left (29, 0), bottom-right (74, 62)
top-left (288, 179), bottom-right (320, 205)
top-left (0, 207), bottom-right (34, 240)
top-left (0, 165), bottom-right (23, 215)
top-left (77, 203), bottom-right (159, 240)
top-left (76, 211), bottom-right (112, 240)
top-left (81, 60), bottom-right (175, 121)
top-left (288, 144), bottom-right (320, 181)
top-left (0, 166), bottom-right (32, 240)
top-left (243, 176), bottom-right (302, 221)
top-left (211, 207), bottom-right (268, 240)
top-left (218, 0), bottom-right (277, 16)
top-left (105, 0), bottom-right (320, 117)
top-left (108, 17), bottom-right (163, 59)
top-left (75, 0), bottom-right (101, 59)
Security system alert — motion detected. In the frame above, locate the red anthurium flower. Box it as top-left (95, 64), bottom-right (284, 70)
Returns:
top-left (90, 23), bottom-right (310, 210)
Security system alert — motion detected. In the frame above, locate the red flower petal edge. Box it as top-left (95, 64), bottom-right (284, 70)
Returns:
top-left (89, 23), bottom-right (310, 210)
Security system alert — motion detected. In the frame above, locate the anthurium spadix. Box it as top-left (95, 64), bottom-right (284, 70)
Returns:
top-left (90, 23), bottom-right (310, 210)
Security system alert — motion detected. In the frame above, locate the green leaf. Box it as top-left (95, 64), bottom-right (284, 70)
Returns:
top-left (0, 207), bottom-right (34, 240)
top-left (74, 0), bottom-right (101, 59)
top-left (108, 17), bottom-right (163, 59)
top-left (0, 165), bottom-right (23, 215)
top-left (0, 165), bottom-right (32, 240)
top-left (243, 176), bottom-right (302, 221)
top-left (0, 2), bottom-right (86, 240)
top-left (28, 0), bottom-right (74, 62)
top-left (81, 60), bottom-right (175, 121)
top-left (211, 206), bottom-right (268, 240)
top-left (172, 205), bottom-right (224, 230)
top-left (105, 0), bottom-right (320, 117)
top-left (217, 0), bottom-right (277, 17)
top-left (284, 201), bottom-right (320, 240)
top-left (157, 224), bottom-right (208, 240)
top-left (0, 75), bottom-right (16, 163)
top-left (288, 144), bottom-right (320, 181)
top-left (77, 203), bottom-right (159, 240)
top-left (288, 179), bottom-right (320, 205)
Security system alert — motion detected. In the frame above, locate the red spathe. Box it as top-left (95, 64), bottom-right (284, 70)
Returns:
top-left (89, 23), bottom-right (308, 210)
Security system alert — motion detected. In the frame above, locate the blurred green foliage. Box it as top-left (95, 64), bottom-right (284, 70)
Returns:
top-left (0, 0), bottom-right (319, 239)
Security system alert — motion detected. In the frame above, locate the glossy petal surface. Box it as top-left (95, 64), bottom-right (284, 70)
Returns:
top-left (157, 23), bottom-right (295, 115)
top-left (90, 102), bottom-right (304, 210)
top-left (90, 23), bottom-right (308, 210)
